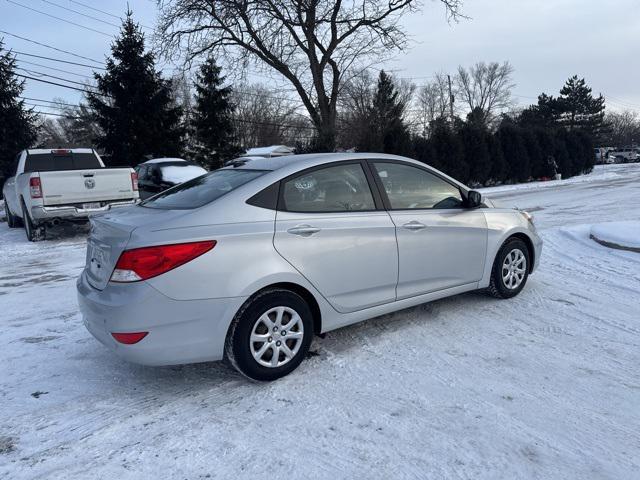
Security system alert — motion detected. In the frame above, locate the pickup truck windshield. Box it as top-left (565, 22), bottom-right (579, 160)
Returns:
top-left (141, 169), bottom-right (268, 209)
top-left (24, 153), bottom-right (102, 173)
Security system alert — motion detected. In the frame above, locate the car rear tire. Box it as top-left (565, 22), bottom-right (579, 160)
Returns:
top-left (21, 201), bottom-right (45, 242)
top-left (487, 237), bottom-right (530, 299)
top-left (4, 201), bottom-right (22, 228)
top-left (225, 288), bottom-right (314, 381)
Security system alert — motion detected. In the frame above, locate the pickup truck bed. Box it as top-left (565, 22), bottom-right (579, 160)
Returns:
top-left (2, 148), bottom-right (139, 241)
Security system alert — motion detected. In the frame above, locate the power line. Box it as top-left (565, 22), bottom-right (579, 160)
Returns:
top-left (234, 118), bottom-right (315, 130)
top-left (69, 0), bottom-right (154, 30)
top-left (16, 67), bottom-right (91, 87)
top-left (12, 51), bottom-right (105, 70)
top-left (604, 95), bottom-right (640, 109)
top-left (5, 0), bottom-right (114, 38)
top-left (15, 73), bottom-right (105, 95)
top-left (24, 101), bottom-right (67, 109)
top-left (0, 30), bottom-right (105, 65)
top-left (39, 0), bottom-right (121, 28)
top-left (32, 110), bottom-right (79, 118)
top-left (19, 96), bottom-right (74, 107)
top-left (16, 59), bottom-right (93, 78)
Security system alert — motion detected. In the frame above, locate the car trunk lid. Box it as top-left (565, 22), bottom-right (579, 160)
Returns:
top-left (85, 206), bottom-right (185, 290)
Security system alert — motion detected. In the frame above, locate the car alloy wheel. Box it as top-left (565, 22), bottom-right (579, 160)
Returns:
top-left (502, 248), bottom-right (527, 289)
top-left (487, 237), bottom-right (530, 299)
top-left (249, 306), bottom-right (305, 368)
top-left (225, 288), bottom-right (314, 381)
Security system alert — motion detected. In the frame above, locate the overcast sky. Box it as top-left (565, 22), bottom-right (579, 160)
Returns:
top-left (1, 0), bottom-right (638, 116)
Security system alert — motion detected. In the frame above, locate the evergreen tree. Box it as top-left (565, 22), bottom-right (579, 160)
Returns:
top-left (553, 129), bottom-right (572, 178)
top-left (564, 129), bottom-right (594, 176)
top-left (364, 70), bottom-right (412, 155)
top-left (557, 76), bottom-right (605, 139)
top-left (521, 128), bottom-right (544, 180)
top-left (429, 117), bottom-right (468, 183)
top-left (519, 93), bottom-right (559, 129)
top-left (460, 108), bottom-right (492, 185)
top-left (192, 57), bottom-right (239, 169)
top-left (0, 39), bottom-right (38, 182)
top-left (88, 12), bottom-right (184, 167)
top-left (532, 128), bottom-right (557, 178)
top-left (487, 133), bottom-right (506, 183)
top-left (413, 135), bottom-right (436, 168)
top-left (497, 121), bottom-right (530, 182)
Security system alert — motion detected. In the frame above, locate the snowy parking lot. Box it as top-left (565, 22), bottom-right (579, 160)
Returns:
top-left (1, 164), bottom-right (639, 479)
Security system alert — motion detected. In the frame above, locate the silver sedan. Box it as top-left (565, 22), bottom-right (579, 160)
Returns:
top-left (77, 153), bottom-right (542, 381)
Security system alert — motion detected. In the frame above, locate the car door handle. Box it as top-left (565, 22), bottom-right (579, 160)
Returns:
top-left (287, 225), bottom-right (321, 237)
top-left (402, 221), bottom-right (427, 231)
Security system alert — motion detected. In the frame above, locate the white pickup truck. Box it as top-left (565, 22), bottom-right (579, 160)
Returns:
top-left (2, 148), bottom-right (139, 241)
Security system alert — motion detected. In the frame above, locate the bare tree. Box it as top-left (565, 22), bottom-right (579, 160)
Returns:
top-left (456, 61), bottom-right (515, 127)
top-left (36, 102), bottom-right (101, 149)
top-left (605, 110), bottom-right (640, 146)
top-left (414, 72), bottom-right (452, 137)
top-left (156, 0), bottom-right (464, 150)
top-left (338, 70), bottom-right (375, 148)
top-left (231, 83), bottom-right (313, 148)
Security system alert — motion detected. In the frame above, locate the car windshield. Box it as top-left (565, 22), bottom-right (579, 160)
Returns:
top-left (141, 168), bottom-right (268, 209)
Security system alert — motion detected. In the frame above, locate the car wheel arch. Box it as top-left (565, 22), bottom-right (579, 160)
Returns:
top-left (502, 233), bottom-right (535, 273)
top-left (234, 282), bottom-right (323, 336)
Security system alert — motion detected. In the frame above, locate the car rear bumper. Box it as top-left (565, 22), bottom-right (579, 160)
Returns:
top-left (76, 270), bottom-right (247, 366)
top-left (32, 199), bottom-right (138, 221)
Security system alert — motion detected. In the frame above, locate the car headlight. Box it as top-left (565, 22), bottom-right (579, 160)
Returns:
top-left (520, 210), bottom-right (534, 224)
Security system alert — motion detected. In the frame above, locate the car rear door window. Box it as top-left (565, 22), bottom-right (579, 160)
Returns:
top-left (281, 163), bottom-right (376, 213)
top-left (372, 162), bottom-right (463, 210)
top-left (141, 168), bottom-right (267, 209)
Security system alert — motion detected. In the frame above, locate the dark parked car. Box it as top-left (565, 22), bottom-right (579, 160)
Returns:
top-left (135, 158), bottom-right (207, 200)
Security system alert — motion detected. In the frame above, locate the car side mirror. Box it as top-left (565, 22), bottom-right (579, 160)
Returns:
top-left (466, 190), bottom-right (482, 208)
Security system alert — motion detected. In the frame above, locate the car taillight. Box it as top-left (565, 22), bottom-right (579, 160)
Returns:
top-left (110, 240), bottom-right (216, 282)
top-left (29, 177), bottom-right (42, 198)
top-left (111, 332), bottom-right (148, 344)
top-left (131, 172), bottom-right (138, 191)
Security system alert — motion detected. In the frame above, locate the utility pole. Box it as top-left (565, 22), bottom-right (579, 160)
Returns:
top-left (447, 74), bottom-right (455, 125)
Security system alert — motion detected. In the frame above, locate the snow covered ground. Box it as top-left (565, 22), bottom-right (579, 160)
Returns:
top-left (1, 163), bottom-right (639, 479)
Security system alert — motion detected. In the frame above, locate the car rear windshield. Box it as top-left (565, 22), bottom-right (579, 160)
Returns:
top-left (141, 168), bottom-right (268, 209)
top-left (24, 152), bottom-right (102, 173)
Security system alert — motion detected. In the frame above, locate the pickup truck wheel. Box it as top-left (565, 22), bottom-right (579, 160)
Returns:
top-left (4, 201), bottom-right (22, 228)
top-left (21, 202), bottom-right (45, 242)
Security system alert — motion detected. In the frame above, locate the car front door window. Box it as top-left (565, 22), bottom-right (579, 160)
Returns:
top-left (372, 162), bottom-right (463, 210)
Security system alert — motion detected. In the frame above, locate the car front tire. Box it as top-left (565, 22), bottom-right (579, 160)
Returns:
top-left (225, 288), bottom-right (314, 381)
top-left (487, 237), bottom-right (530, 299)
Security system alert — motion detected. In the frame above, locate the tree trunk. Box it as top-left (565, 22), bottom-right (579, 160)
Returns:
top-left (315, 115), bottom-right (337, 152)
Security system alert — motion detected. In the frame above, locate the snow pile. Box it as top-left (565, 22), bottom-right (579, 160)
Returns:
top-left (160, 165), bottom-right (207, 184)
top-left (144, 157), bottom-right (186, 164)
top-left (243, 145), bottom-right (294, 157)
top-left (590, 221), bottom-right (640, 251)
top-left (480, 164), bottom-right (628, 195)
